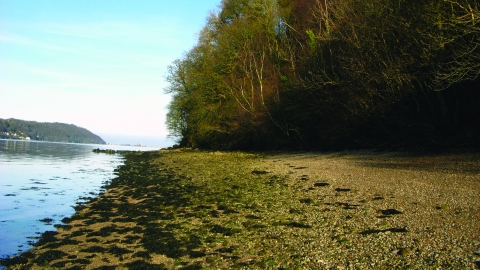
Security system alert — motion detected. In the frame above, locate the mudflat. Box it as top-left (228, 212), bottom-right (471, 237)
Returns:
top-left (2, 150), bottom-right (479, 269)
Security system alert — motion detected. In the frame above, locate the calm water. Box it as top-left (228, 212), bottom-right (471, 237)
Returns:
top-left (0, 139), bottom-right (159, 258)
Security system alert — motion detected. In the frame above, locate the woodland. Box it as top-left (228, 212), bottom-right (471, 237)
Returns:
top-left (0, 118), bottom-right (106, 144)
top-left (165, 0), bottom-right (480, 150)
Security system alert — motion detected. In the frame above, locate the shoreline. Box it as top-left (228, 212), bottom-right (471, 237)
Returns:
top-left (2, 149), bottom-right (479, 269)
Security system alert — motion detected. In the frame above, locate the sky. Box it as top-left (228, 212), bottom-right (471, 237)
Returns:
top-left (0, 0), bottom-right (221, 146)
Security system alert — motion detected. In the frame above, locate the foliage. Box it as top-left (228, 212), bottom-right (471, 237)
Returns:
top-left (0, 118), bottom-right (106, 144)
top-left (165, 0), bottom-right (480, 150)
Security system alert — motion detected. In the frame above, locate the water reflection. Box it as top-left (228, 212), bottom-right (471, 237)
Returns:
top-left (2, 140), bottom-right (94, 161)
top-left (0, 139), bottom-right (132, 258)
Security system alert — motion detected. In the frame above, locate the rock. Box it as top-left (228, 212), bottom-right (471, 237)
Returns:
top-left (314, 182), bottom-right (330, 187)
top-left (289, 208), bottom-right (303, 214)
top-left (379, 209), bottom-right (403, 215)
top-left (435, 204), bottom-right (449, 210)
top-left (300, 198), bottom-right (313, 204)
top-left (287, 222), bottom-right (312, 228)
top-left (252, 169), bottom-right (269, 174)
top-left (397, 247), bottom-right (412, 256)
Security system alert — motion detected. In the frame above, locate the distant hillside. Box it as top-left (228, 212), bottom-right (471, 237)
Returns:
top-left (0, 118), bottom-right (106, 144)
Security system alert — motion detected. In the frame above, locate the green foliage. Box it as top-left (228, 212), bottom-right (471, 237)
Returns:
top-left (165, 0), bottom-right (480, 150)
top-left (0, 118), bottom-right (106, 144)
top-left (305, 29), bottom-right (316, 51)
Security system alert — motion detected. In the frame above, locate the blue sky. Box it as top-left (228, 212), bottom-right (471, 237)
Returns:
top-left (0, 0), bottom-right (221, 146)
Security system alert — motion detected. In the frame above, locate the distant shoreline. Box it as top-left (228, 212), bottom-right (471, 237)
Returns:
top-left (0, 118), bottom-right (105, 145)
top-left (0, 138), bottom-right (163, 151)
top-left (0, 138), bottom-right (103, 145)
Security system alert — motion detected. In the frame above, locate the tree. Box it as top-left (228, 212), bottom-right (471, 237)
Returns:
top-left (429, 0), bottom-right (480, 90)
top-left (164, 0), bottom-right (480, 150)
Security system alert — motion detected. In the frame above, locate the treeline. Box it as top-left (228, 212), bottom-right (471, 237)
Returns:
top-left (0, 118), bottom-right (106, 144)
top-left (166, 0), bottom-right (480, 150)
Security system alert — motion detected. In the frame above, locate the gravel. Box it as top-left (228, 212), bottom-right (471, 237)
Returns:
top-left (2, 149), bottom-right (479, 269)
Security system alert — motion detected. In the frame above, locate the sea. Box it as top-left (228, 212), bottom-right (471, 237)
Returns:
top-left (0, 139), bottom-right (160, 259)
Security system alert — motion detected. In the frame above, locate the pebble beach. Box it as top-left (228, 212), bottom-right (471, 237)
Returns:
top-left (2, 149), bottom-right (479, 269)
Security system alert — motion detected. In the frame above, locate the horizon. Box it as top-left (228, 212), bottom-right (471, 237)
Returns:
top-left (0, 116), bottom-right (175, 147)
top-left (0, 1), bottom-right (221, 139)
top-left (98, 133), bottom-right (175, 148)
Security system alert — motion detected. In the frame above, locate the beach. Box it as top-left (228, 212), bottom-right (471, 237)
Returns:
top-left (2, 149), bottom-right (479, 269)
